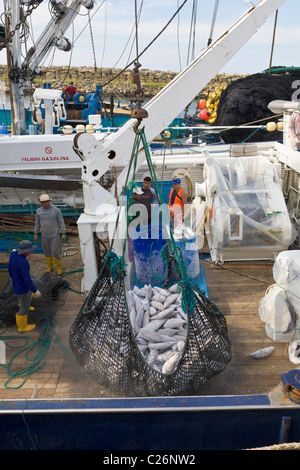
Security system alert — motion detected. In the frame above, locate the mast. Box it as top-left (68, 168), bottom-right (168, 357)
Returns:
top-left (3, 0), bottom-right (95, 135)
top-left (5, 0), bottom-right (26, 134)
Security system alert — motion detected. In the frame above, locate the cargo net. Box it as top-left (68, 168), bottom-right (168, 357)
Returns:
top-left (69, 252), bottom-right (232, 397)
top-left (0, 272), bottom-right (63, 327)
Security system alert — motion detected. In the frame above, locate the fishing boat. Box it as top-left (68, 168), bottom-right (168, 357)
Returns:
top-left (1, 0), bottom-right (300, 451)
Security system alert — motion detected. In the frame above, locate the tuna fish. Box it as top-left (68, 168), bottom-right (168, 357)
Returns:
top-left (246, 346), bottom-right (275, 359)
top-left (126, 284), bottom-right (188, 373)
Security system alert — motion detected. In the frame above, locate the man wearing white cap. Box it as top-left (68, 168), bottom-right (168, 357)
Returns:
top-left (34, 194), bottom-right (66, 275)
top-left (8, 240), bottom-right (42, 332)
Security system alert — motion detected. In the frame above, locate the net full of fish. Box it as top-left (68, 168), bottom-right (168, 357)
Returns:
top-left (126, 283), bottom-right (187, 373)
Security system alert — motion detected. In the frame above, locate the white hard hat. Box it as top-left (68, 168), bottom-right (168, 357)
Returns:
top-left (39, 193), bottom-right (52, 202)
top-left (133, 187), bottom-right (143, 195)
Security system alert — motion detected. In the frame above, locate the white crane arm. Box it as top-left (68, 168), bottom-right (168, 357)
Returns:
top-left (74, 0), bottom-right (287, 216)
top-left (24, 0), bottom-right (94, 75)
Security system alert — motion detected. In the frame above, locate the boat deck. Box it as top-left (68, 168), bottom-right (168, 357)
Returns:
top-left (0, 232), bottom-right (295, 404)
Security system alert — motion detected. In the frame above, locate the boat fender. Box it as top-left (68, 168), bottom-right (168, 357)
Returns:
top-left (288, 340), bottom-right (300, 364)
top-left (32, 107), bottom-right (42, 125)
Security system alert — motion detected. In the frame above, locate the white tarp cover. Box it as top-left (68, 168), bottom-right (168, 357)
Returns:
top-left (204, 155), bottom-right (296, 261)
top-left (259, 250), bottom-right (300, 342)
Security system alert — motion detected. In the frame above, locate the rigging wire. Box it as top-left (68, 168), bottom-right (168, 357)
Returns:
top-left (176, 0), bottom-right (182, 71)
top-left (186, 0), bottom-right (198, 66)
top-left (268, 9), bottom-right (278, 73)
top-left (207, 0), bottom-right (220, 46)
top-left (101, 0), bottom-right (188, 88)
top-left (134, 0), bottom-right (139, 64)
top-left (55, 22), bottom-right (75, 89)
top-left (99, 0), bottom-right (107, 69)
top-left (88, 9), bottom-right (97, 72)
top-left (73, 0), bottom-right (106, 44)
top-left (111, 0), bottom-right (143, 70)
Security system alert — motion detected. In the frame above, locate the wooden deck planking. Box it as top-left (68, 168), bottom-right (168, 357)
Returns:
top-left (200, 259), bottom-right (293, 396)
top-left (0, 234), bottom-right (296, 400)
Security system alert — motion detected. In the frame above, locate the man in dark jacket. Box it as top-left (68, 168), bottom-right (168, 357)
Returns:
top-left (132, 177), bottom-right (156, 224)
top-left (8, 240), bottom-right (42, 333)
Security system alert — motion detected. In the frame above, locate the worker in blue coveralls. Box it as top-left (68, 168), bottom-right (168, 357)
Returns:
top-left (8, 240), bottom-right (43, 333)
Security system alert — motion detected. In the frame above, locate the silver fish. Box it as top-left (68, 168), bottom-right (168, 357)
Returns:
top-left (133, 285), bottom-right (147, 297)
top-left (143, 319), bottom-right (166, 331)
top-left (147, 349), bottom-right (158, 364)
top-left (147, 340), bottom-right (178, 351)
top-left (150, 300), bottom-right (164, 311)
top-left (149, 306), bottom-right (157, 316)
top-left (162, 352), bottom-right (181, 374)
top-left (145, 284), bottom-right (153, 301)
top-left (128, 284), bottom-right (187, 371)
top-left (137, 328), bottom-right (166, 343)
top-left (153, 287), bottom-right (170, 297)
top-left (152, 294), bottom-right (166, 303)
top-left (157, 328), bottom-right (177, 336)
top-left (141, 299), bottom-right (150, 309)
top-left (163, 318), bottom-right (186, 329)
top-left (135, 305), bottom-right (145, 329)
top-left (246, 346), bottom-right (275, 359)
top-left (130, 308), bottom-right (138, 334)
top-left (126, 291), bottom-right (135, 311)
top-left (169, 284), bottom-right (180, 294)
top-left (157, 350), bottom-right (177, 363)
top-left (164, 294), bottom-right (180, 309)
top-left (177, 340), bottom-right (185, 351)
top-left (151, 307), bottom-right (176, 320)
top-left (142, 311), bottom-right (150, 328)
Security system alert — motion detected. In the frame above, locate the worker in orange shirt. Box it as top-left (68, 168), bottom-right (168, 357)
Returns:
top-left (168, 178), bottom-right (187, 228)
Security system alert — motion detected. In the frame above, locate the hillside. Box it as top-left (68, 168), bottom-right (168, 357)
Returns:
top-left (0, 65), bottom-right (246, 100)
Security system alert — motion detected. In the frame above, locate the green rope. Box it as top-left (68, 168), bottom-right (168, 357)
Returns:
top-left (0, 314), bottom-right (79, 390)
top-left (179, 278), bottom-right (196, 315)
top-left (0, 232), bottom-right (70, 254)
top-left (106, 251), bottom-right (125, 280)
top-left (0, 319), bottom-right (56, 389)
top-left (138, 129), bottom-right (187, 279)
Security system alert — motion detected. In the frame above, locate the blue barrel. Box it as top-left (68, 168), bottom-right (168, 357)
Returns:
top-left (133, 225), bottom-right (168, 285)
top-left (185, 235), bottom-right (200, 279)
top-left (0, 124), bottom-right (7, 134)
top-left (174, 234), bottom-right (200, 280)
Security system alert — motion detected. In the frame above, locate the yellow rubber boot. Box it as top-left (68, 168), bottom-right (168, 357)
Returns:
top-left (55, 257), bottom-right (63, 275)
top-left (15, 314), bottom-right (36, 333)
top-left (46, 256), bottom-right (54, 272)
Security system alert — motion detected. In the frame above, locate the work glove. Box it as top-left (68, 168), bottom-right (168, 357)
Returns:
top-left (33, 234), bottom-right (38, 244)
top-left (33, 290), bottom-right (42, 299)
top-left (61, 234), bottom-right (66, 243)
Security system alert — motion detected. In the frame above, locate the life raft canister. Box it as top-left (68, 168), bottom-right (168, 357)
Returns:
top-left (288, 111), bottom-right (300, 149)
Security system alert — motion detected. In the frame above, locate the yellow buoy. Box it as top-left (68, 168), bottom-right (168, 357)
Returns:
top-left (266, 121), bottom-right (277, 132)
top-left (76, 124), bottom-right (86, 133)
top-left (277, 121), bottom-right (284, 131)
top-left (62, 125), bottom-right (73, 135)
top-left (86, 124), bottom-right (95, 133)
